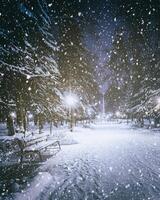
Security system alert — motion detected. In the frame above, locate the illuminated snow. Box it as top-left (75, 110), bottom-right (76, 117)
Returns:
top-left (16, 122), bottom-right (160, 200)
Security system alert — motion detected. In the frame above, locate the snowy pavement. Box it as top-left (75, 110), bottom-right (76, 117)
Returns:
top-left (16, 122), bottom-right (160, 200)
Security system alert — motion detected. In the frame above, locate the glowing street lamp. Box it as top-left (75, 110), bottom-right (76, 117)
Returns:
top-left (10, 112), bottom-right (16, 119)
top-left (102, 93), bottom-right (105, 116)
top-left (116, 111), bottom-right (121, 118)
top-left (64, 93), bottom-right (79, 108)
top-left (64, 92), bottom-right (79, 131)
top-left (28, 113), bottom-right (33, 120)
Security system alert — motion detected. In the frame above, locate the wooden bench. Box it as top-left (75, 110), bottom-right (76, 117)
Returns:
top-left (16, 137), bottom-right (61, 163)
top-left (0, 136), bottom-right (61, 164)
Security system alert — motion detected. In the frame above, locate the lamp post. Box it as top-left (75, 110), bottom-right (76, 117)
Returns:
top-left (102, 93), bottom-right (105, 116)
top-left (64, 92), bottom-right (79, 132)
top-left (154, 96), bottom-right (160, 128)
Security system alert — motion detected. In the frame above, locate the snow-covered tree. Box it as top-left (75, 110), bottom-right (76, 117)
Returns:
top-left (58, 18), bottom-right (99, 119)
top-left (0, 0), bottom-right (60, 134)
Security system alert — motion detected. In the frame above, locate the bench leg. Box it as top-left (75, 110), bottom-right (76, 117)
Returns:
top-left (38, 151), bottom-right (43, 162)
top-left (20, 150), bottom-right (24, 163)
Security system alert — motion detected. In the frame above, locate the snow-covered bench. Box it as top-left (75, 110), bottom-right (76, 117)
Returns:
top-left (0, 136), bottom-right (61, 164)
top-left (17, 137), bottom-right (61, 163)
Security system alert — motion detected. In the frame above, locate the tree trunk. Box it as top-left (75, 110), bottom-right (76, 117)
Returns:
top-left (34, 115), bottom-right (38, 126)
top-left (154, 118), bottom-right (158, 128)
top-left (7, 115), bottom-right (15, 136)
top-left (50, 121), bottom-right (53, 135)
top-left (38, 114), bottom-right (43, 134)
top-left (131, 114), bottom-right (134, 121)
top-left (23, 110), bottom-right (27, 135)
top-left (148, 117), bottom-right (151, 128)
top-left (140, 117), bottom-right (144, 127)
top-left (16, 94), bottom-right (24, 132)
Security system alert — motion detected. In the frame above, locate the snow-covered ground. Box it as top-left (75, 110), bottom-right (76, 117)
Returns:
top-left (6, 122), bottom-right (160, 199)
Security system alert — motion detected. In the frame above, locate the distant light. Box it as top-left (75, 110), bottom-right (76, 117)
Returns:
top-left (97, 115), bottom-right (101, 119)
top-left (28, 113), bottom-right (33, 119)
top-left (28, 87), bottom-right (31, 91)
top-left (10, 112), bottom-right (16, 118)
top-left (151, 121), bottom-right (154, 125)
top-left (145, 111), bottom-right (148, 115)
top-left (116, 111), bottom-right (121, 117)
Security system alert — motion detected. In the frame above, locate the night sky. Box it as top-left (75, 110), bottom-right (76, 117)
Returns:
top-left (1, 0), bottom-right (160, 113)
top-left (46, 0), bottom-right (160, 93)
top-left (2, 0), bottom-right (159, 89)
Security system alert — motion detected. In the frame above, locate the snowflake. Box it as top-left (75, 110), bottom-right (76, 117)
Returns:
top-left (48, 3), bottom-right (52, 7)
top-left (78, 12), bottom-right (82, 16)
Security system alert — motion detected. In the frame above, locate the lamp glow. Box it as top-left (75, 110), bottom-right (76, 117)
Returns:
top-left (116, 111), bottom-right (121, 117)
top-left (64, 93), bottom-right (79, 108)
top-left (64, 92), bottom-right (79, 132)
top-left (10, 112), bottom-right (16, 118)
